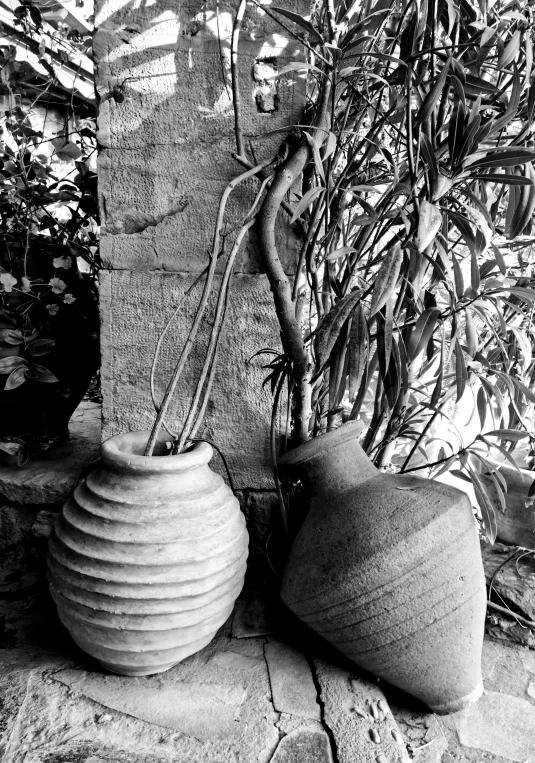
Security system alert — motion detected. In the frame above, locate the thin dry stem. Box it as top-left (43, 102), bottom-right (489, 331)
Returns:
top-left (145, 162), bottom-right (267, 456)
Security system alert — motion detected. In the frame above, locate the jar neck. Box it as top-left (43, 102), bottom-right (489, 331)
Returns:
top-left (283, 426), bottom-right (379, 497)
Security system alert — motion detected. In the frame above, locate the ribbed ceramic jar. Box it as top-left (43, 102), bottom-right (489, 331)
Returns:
top-left (47, 431), bottom-right (248, 676)
top-left (280, 422), bottom-right (486, 714)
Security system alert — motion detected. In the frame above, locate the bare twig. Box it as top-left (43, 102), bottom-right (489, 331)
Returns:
top-left (144, 162), bottom-right (268, 456)
top-left (176, 217), bottom-right (256, 452)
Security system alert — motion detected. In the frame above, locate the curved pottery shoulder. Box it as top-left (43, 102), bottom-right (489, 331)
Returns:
top-left (280, 423), bottom-right (486, 714)
top-left (48, 431), bottom-right (248, 675)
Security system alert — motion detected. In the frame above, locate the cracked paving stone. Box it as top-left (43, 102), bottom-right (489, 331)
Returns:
top-left (51, 669), bottom-right (246, 741)
top-left (451, 690), bottom-right (535, 762)
top-left (270, 727), bottom-right (334, 762)
top-left (264, 641), bottom-right (321, 721)
top-left (313, 657), bottom-right (411, 763)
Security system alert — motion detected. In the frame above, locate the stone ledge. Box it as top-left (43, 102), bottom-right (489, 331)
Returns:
top-left (0, 402), bottom-right (101, 506)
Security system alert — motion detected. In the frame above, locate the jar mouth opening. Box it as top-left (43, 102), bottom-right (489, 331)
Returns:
top-left (100, 430), bottom-right (213, 473)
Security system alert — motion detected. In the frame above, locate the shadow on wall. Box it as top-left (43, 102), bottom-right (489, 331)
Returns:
top-left (93, 0), bottom-right (306, 246)
top-left (94, 0), bottom-right (309, 487)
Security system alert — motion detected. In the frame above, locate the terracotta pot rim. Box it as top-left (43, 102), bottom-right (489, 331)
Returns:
top-left (100, 430), bottom-right (213, 474)
top-left (278, 421), bottom-right (364, 468)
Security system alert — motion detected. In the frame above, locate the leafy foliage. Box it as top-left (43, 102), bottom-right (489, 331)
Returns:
top-left (0, 0), bottom-right (99, 456)
top-left (234, 0), bottom-right (535, 542)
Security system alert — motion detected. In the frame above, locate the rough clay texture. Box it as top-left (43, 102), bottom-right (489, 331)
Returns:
top-left (0, 402), bottom-right (100, 504)
top-left (48, 431), bottom-right (248, 675)
top-left (94, 0), bottom-right (307, 488)
top-left (1, 513), bottom-right (535, 763)
top-left (386, 638), bottom-right (535, 763)
top-left (281, 425), bottom-right (487, 714)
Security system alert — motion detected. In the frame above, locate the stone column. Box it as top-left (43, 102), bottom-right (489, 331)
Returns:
top-left (93, 1), bottom-right (306, 550)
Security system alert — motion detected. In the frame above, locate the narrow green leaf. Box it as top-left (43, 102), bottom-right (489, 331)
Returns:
top-left (303, 132), bottom-right (326, 183)
top-left (325, 245), bottom-right (358, 261)
top-left (469, 173), bottom-right (535, 186)
top-left (497, 30), bottom-right (520, 68)
top-left (468, 465), bottom-right (497, 544)
top-left (484, 428), bottom-right (529, 441)
top-left (315, 290), bottom-right (363, 370)
top-left (267, 62), bottom-right (325, 79)
top-left (415, 58), bottom-right (451, 127)
top-left (347, 302), bottom-right (368, 400)
top-left (465, 307), bottom-right (477, 357)
top-left (290, 186), bottom-right (324, 223)
top-left (407, 307), bottom-right (441, 361)
top-left (467, 148), bottom-right (535, 170)
top-left (471, 248), bottom-right (480, 291)
top-left (417, 200), bottom-right (443, 252)
top-left (270, 7), bottom-right (324, 45)
top-left (454, 339), bottom-right (467, 402)
top-left (369, 244), bottom-right (403, 317)
top-left (490, 244), bottom-right (507, 275)
top-left (451, 252), bottom-right (465, 298)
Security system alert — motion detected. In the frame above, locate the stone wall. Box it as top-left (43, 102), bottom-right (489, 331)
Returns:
top-left (94, 0), bottom-right (306, 493)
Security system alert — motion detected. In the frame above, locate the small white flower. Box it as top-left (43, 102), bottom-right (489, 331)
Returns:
top-left (52, 256), bottom-right (72, 270)
top-left (21, 277), bottom-right (31, 293)
top-left (47, 303), bottom-right (60, 315)
top-left (49, 278), bottom-right (67, 294)
top-left (63, 293), bottom-right (76, 304)
top-left (0, 273), bottom-right (17, 293)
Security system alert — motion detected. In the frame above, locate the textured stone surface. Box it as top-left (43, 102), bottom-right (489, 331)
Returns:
top-left (452, 691), bottom-right (535, 762)
top-left (31, 510), bottom-right (58, 539)
top-left (313, 657), bottom-right (411, 763)
top-left (94, 0), bottom-right (305, 273)
top-left (2, 634), bottom-right (281, 763)
top-left (100, 271), bottom-right (283, 488)
top-left (52, 670), bottom-right (247, 740)
top-left (270, 727), bottom-right (334, 762)
top-left (265, 640), bottom-right (320, 720)
top-left (386, 637), bottom-right (535, 763)
top-left (0, 402), bottom-right (100, 504)
top-left (93, 0), bottom-right (309, 489)
top-left (0, 505), bottom-right (38, 550)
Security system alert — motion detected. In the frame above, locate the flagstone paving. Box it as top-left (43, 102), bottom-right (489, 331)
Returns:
top-left (1, 585), bottom-right (535, 763)
top-left (1, 446), bottom-right (535, 763)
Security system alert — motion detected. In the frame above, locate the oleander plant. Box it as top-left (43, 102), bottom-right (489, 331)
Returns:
top-left (229, 0), bottom-right (535, 542)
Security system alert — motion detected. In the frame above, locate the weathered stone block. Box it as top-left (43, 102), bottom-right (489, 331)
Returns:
top-left (265, 640), bottom-right (320, 721)
top-left (94, 0), bottom-right (306, 273)
top-left (52, 670), bottom-right (247, 741)
top-left (100, 271), bottom-right (283, 488)
top-left (0, 402), bottom-right (100, 505)
top-left (270, 727), bottom-right (334, 762)
top-left (313, 658), bottom-right (411, 763)
top-left (452, 690), bottom-right (535, 762)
